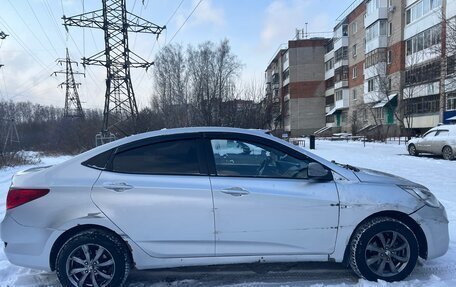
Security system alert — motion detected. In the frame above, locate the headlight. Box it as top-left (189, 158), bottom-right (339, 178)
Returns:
top-left (398, 185), bottom-right (440, 208)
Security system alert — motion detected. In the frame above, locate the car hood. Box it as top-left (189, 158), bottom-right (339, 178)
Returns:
top-left (354, 167), bottom-right (420, 186)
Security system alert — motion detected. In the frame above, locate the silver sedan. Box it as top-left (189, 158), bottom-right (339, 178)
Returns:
top-left (407, 124), bottom-right (456, 160)
top-left (1, 127), bottom-right (449, 286)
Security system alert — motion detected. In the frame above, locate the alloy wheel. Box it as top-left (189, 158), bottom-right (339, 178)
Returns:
top-left (364, 231), bottom-right (411, 277)
top-left (66, 244), bottom-right (116, 287)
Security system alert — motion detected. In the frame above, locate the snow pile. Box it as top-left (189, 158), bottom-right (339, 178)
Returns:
top-left (0, 141), bottom-right (454, 286)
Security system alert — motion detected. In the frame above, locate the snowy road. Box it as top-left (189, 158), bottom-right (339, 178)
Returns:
top-left (0, 140), bottom-right (455, 287)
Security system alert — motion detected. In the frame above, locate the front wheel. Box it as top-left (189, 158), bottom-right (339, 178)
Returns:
top-left (408, 144), bottom-right (419, 156)
top-left (55, 229), bottom-right (131, 287)
top-left (442, 146), bottom-right (454, 160)
top-left (349, 217), bottom-right (418, 282)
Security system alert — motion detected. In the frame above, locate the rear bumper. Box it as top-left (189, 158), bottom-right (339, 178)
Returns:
top-left (1, 214), bottom-right (56, 271)
top-left (410, 203), bottom-right (449, 260)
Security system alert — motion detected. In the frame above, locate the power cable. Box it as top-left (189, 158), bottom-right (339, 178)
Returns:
top-left (167, 0), bottom-right (204, 45)
top-left (6, 0), bottom-right (59, 59)
top-left (26, 0), bottom-right (60, 58)
top-left (0, 16), bottom-right (48, 69)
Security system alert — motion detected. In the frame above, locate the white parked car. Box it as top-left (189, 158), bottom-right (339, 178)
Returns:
top-left (1, 127), bottom-right (449, 286)
top-left (407, 124), bottom-right (456, 160)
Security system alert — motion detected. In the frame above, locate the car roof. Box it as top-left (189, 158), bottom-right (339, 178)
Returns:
top-left (430, 125), bottom-right (456, 132)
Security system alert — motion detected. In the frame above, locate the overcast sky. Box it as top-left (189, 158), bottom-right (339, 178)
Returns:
top-left (0, 0), bottom-right (352, 110)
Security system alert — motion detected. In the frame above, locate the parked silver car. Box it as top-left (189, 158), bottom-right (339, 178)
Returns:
top-left (407, 124), bottom-right (456, 160)
top-left (1, 127), bottom-right (449, 286)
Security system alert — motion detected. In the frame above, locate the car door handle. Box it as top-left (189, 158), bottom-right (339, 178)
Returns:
top-left (220, 187), bottom-right (250, 196)
top-left (102, 182), bottom-right (134, 192)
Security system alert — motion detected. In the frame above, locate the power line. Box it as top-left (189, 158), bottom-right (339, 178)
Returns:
top-left (0, 16), bottom-right (49, 70)
top-left (166, 0), bottom-right (185, 26)
top-left (167, 0), bottom-right (204, 45)
top-left (6, 0), bottom-right (59, 59)
top-left (26, 0), bottom-right (60, 58)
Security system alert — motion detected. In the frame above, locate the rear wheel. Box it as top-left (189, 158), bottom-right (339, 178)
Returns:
top-left (55, 229), bottom-right (131, 287)
top-left (408, 144), bottom-right (418, 156)
top-left (442, 146), bottom-right (454, 160)
top-left (350, 217), bottom-right (418, 282)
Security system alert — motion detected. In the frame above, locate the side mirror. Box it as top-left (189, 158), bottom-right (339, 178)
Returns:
top-left (308, 162), bottom-right (330, 179)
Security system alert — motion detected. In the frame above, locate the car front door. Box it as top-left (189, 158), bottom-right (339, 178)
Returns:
top-left (416, 130), bottom-right (437, 153)
top-left (205, 134), bottom-right (339, 256)
top-left (91, 136), bottom-right (215, 258)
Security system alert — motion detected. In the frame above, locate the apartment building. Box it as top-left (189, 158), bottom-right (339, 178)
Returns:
top-left (265, 38), bottom-right (328, 137)
top-left (265, 0), bottom-right (455, 137)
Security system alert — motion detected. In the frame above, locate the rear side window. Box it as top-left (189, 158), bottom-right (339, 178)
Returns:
top-left (82, 149), bottom-right (113, 170)
top-left (111, 139), bottom-right (200, 175)
top-left (435, 130), bottom-right (449, 137)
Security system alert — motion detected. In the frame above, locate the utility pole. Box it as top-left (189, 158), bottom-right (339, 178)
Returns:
top-left (439, 0), bottom-right (447, 123)
top-left (53, 48), bottom-right (85, 119)
top-left (63, 0), bottom-right (165, 145)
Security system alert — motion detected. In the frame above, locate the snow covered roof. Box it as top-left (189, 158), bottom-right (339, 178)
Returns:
top-left (373, 94), bottom-right (397, 108)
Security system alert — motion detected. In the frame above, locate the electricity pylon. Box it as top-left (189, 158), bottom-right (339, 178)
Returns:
top-left (0, 31), bottom-right (7, 69)
top-left (63, 0), bottom-right (165, 145)
top-left (52, 48), bottom-right (85, 118)
top-left (2, 118), bottom-right (20, 154)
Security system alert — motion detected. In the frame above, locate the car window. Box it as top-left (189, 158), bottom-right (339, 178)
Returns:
top-left (423, 131), bottom-right (437, 138)
top-left (435, 130), bottom-right (449, 137)
top-left (211, 139), bottom-right (311, 179)
top-left (111, 139), bottom-right (200, 175)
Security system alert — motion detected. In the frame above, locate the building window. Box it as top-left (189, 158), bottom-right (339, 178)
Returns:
top-left (365, 48), bottom-right (387, 68)
top-left (387, 50), bottom-right (392, 64)
top-left (336, 90), bottom-right (343, 101)
top-left (447, 93), bottom-right (456, 111)
top-left (374, 107), bottom-right (384, 120)
top-left (405, 94), bottom-right (440, 114)
top-left (335, 66), bottom-right (349, 82)
top-left (388, 78), bottom-right (392, 90)
top-left (405, 24), bottom-right (441, 56)
top-left (352, 89), bottom-right (357, 100)
top-left (366, 20), bottom-right (388, 42)
top-left (406, 0), bottom-right (442, 25)
top-left (368, 78), bottom-right (375, 92)
top-left (325, 58), bottom-right (334, 71)
top-left (352, 22), bottom-right (358, 34)
top-left (352, 66), bottom-right (358, 79)
top-left (405, 60), bottom-right (440, 85)
top-left (352, 44), bottom-right (357, 58)
top-left (388, 22), bottom-right (393, 37)
top-left (282, 68), bottom-right (289, 81)
top-left (335, 47), bottom-right (348, 62)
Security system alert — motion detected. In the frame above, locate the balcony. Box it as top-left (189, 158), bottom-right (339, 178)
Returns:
top-left (325, 87), bottom-right (334, 97)
top-left (334, 59), bottom-right (348, 70)
top-left (325, 69), bottom-right (334, 80)
top-left (365, 36), bottom-right (388, 54)
top-left (365, 7), bottom-right (388, 28)
top-left (334, 36), bottom-right (348, 51)
top-left (324, 50), bottom-right (334, 62)
top-left (335, 89), bottom-right (349, 109)
top-left (334, 80), bottom-right (348, 90)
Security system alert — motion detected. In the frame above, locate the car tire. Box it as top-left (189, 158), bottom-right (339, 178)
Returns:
top-left (442, 146), bottom-right (454, 160)
top-left (408, 144), bottom-right (419, 156)
top-left (55, 229), bottom-right (131, 287)
top-left (349, 217), bottom-right (418, 282)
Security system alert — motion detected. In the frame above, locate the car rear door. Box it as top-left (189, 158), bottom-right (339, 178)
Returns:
top-left (431, 129), bottom-right (450, 154)
top-left (91, 134), bottom-right (215, 258)
top-left (205, 133), bottom-right (340, 256)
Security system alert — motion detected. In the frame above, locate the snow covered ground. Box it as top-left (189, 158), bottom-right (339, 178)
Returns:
top-left (0, 140), bottom-right (454, 287)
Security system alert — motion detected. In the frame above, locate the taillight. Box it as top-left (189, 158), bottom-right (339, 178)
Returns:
top-left (6, 188), bottom-right (50, 210)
